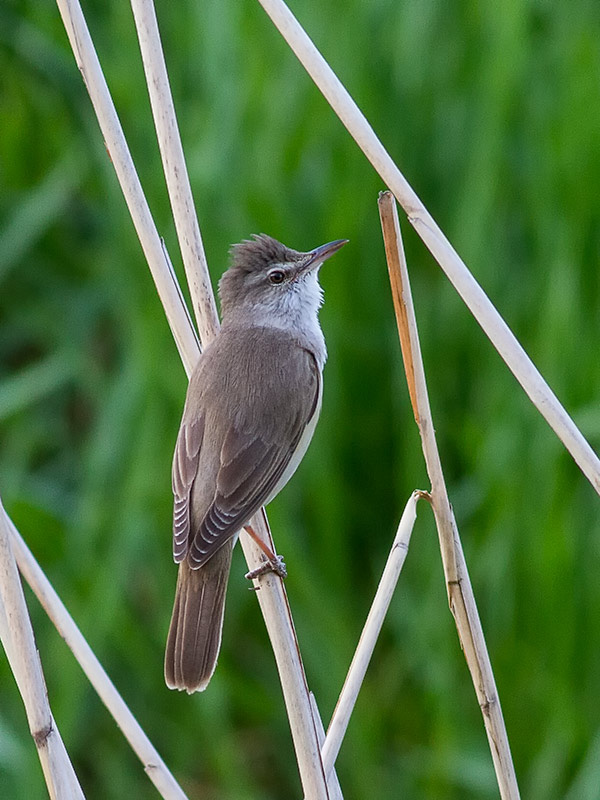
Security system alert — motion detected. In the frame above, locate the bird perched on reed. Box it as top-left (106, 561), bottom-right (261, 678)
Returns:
top-left (165, 233), bottom-right (347, 693)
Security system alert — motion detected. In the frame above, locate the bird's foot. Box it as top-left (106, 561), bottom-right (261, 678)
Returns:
top-left (243, 523), bottom-right (287, 581)
top-left (245, 553), bottom-right (287, 582)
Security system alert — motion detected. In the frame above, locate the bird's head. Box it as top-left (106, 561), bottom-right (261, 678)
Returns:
top-left (218, 234), bottom-right (347, 324)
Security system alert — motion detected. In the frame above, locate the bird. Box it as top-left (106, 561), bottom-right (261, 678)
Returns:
top-left (164, 233), bottom-right (347, 693)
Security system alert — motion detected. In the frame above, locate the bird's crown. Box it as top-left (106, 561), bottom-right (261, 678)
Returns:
top-left (229, 234), bottom-right (302, 273)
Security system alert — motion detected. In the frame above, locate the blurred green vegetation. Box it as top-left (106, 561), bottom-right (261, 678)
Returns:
top-left (1, 0), bottom-right (600, 797)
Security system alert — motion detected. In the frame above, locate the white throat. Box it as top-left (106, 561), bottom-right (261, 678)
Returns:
top-left (227, 269), bottom-right (327, 369)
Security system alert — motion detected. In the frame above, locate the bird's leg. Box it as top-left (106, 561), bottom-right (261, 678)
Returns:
top-left (243, 523), bottom-right (287, 580)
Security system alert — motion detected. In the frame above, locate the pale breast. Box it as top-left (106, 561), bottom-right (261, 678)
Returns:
top-left (264, 368), bottom-right (323, 505)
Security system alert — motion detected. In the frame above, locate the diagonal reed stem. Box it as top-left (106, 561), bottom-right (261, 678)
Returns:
top-left (379, 191), bottom-right (520, 800)
top-left (53, 1), bottom-right (331, 796)
top-left (255, 0), bottom-right (600, 497)
top-left (129, 0), bottom-right (219, 345)
top-left (128, 1), bottom-right (331, 794)
top-left (0, 499), bottom-right (85, 800)
top-left (310, 693), bottom-right (344, 800)
top-left (55, 0), bottom-right (199, 377)
top-left (5, 511), bottom-right (189, 800)
top-left (322, 491), bottom-right (421, 778)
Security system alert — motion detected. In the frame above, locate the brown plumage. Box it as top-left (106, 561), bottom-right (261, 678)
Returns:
top-left (165, 543), bottom-right (232, 692)
top-left (164, 235), bottom-right (347, 693)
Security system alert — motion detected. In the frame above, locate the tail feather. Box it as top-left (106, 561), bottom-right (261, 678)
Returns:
top-left (165, 542), bottom-right (233, 693)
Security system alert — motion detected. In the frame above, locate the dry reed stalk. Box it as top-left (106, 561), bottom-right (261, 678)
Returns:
top-left (129, 0), bottom-right (219, 344)
top-left (55, 0), bottom-right (199, 377)
top-left (0, 500), bottom-right (85, 800)
top-left (309, 693), bottom-right (344, 800)
top-left (322, 491), bottom-right (422, 779)
top-left (52, 1), bottom-right (332, 795)
top-left (240, 510), bottom-right (331, 799)
top-left (5, 514), bottom-right (189, 800)
top-left (255, 0), bottom-right (600, 497)
top-left (378, 191), bottom-right (520, 800)
top-left (129, 1), bottom-right (331, 793)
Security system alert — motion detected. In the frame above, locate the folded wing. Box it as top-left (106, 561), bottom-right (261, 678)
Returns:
top-left (172, 338), bottom-right (320, 567)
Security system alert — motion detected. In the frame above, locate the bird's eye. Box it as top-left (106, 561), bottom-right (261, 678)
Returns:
top-left (268, 269), bottom-right (285, 285)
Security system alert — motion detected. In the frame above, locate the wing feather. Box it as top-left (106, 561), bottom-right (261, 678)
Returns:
top-left (172, 415), bottom-right (205, 562)
top-left (172, 330), bottom-right (321, 569)
top-left (187, 353), bottom-right (320, 567)
top-left (187, 420), bottom-right (306, 566)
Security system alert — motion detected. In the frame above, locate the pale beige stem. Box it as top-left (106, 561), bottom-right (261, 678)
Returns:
top-left (255, 0), bottom-right (600, 497)
top-left (129, 0), bottom-right (219, 345)
top-left (241, 511), bottom-right (331, 799)
top-left (55, 0), bottom-right (199, 376)
top-left (310, 693), bottom-right (344, 800)
top-left (54, 2), bottom-right (331, 796)
top-left (0, 500), bottom-right (84, 800)
top-left (322, 491), bottom-right (421, 778)
top-left (6, 513), bottom-right (188, 800)
top-left (378, 192), bottom-right (520, 800)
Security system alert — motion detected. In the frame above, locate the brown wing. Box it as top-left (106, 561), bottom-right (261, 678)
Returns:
top-left (172, 415), bottom-right (205, 562)
top-left (171, 330), bottom-right (320, 567)
top-left (186, 411), bottom-right (310, 566)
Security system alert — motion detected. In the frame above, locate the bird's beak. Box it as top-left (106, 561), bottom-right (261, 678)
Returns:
top-left (304, 239), bottom-right (349, 271)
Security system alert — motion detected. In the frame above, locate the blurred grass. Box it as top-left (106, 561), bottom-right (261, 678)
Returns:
top-left (1, 0), bottom-right (600, 797)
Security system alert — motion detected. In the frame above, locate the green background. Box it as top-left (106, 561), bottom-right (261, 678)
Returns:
top-left (1, 0), bottom-right (600, 797)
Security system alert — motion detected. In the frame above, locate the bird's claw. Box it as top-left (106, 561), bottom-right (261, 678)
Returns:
top-left (245, 554), bottom-right (287, 582)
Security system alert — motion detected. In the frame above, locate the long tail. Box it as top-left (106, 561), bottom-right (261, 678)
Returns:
top-left (164, 542), bottom-right (233, 693)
